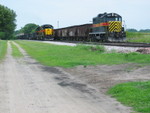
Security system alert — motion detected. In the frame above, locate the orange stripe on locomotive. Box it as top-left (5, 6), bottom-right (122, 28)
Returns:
top-left (93, 22), bottom-right (109, 27)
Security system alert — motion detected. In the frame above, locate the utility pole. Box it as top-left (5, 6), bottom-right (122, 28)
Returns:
top-left (57, 21), bottom-right (59, 28)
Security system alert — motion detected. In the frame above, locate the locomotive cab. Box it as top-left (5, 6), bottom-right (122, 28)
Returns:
top-left (90, 13), bottom-right (126, 42)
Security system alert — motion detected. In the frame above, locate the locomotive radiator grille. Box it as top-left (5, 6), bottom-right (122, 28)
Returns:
top-left (45, 29), bottom-right (53, 35)
top-left (108, 21), bottom-right (122, 32)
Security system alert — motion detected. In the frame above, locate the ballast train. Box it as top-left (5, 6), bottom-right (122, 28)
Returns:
top-left (17, 12), bottom-right (126, 42)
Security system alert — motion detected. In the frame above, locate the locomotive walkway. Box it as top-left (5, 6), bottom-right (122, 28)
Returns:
top-left (0, 41), bottom-right (131, 113)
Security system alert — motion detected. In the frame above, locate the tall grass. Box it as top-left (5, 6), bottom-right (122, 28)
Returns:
top-left (126, 32), bottom-right (150, 43)
top-left (15, 40), bottom-right (150, 68)
top-left (0, 40), bottom-right (7, 61)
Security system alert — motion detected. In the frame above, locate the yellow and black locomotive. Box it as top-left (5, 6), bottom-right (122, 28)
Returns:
top-left (35, 24), bottom-right (54, 40)
top-left (90, 13), bottom-right (126, 42)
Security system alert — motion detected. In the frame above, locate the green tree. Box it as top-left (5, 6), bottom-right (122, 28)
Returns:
top-left (139, 29), bottom-right (150, 32)
top-left (22, 23), bottom-right (39, 34)
top-left (0, 5), bottom-right (16, 39)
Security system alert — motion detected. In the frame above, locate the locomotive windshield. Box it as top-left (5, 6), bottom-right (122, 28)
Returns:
top-left (107, 17), bottom-right (122, 22)
top-left (42, 25), bottom-right (53, 29)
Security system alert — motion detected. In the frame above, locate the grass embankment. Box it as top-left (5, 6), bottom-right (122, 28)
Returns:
top-left (108, 81), bottom-right (150, 113)
top-left (16, 40), bottom-right (150, 68)
top-left (10, 42), bottom-right (23, 58)
top-left (0, 40), bottom-right (7, 61)
top-left (126, 32), bottom-right (150, 43)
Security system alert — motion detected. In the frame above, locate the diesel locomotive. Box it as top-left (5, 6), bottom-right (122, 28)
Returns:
top-left (17, 12), bottom-right (126, 42)
top-left (35, 24), bottom-right (54, 40)
top-left (89, 12), bottom-right (126, 42)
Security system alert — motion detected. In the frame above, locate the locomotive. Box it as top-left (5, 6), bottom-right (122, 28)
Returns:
top-left (89, 12), bottom-right (126, 42)
top-left (35, 24), bottom-right (54, 40)
top-left (17, 12), bottom-right (126, 42)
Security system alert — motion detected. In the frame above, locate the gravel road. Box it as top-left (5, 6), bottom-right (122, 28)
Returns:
top-left (0, 41), bottom-right (131, 113)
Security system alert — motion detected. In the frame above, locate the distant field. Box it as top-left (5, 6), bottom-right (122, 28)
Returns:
top-left (126, 32), bottom-right (150, 43)
top-left (0, 40), bottom-right (7, 61)
top-left (15, 40), bottom-right (150, 68)
top-left (108, 81), bottom-right (150, 113)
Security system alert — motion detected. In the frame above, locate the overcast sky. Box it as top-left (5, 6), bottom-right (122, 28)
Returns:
top-left (1, 0), bottom-right (150, 30)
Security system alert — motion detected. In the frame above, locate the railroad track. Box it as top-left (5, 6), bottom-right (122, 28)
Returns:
top-left (101, 42), bottom-right (150, 47)
top-left (29, 39), bottom-right (150, 48)
top-left (53, 40), bottom-right (150, 47)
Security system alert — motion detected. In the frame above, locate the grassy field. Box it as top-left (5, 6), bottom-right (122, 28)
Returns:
top-left (15, 40), bottom-right (150, 68)
top-left (108, 81), bottom-right (150, 113)
top-left (10, 42), bottom-right (23, 58)
top-left (0, 40), bottom-right (7, 61)
top-left (126, 32), bottom-right (150, 43)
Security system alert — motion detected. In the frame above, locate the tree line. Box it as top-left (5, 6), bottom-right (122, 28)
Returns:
top-left (127, 28), bottom-right (150, 32)
top-left (15, 23), bottom-right (39, 36)
top-left (0, 4), bottom-right (16, 40)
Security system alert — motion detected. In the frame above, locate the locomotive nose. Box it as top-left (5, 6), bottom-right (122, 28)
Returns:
top-left (108, 21), bottom-right (122, 32)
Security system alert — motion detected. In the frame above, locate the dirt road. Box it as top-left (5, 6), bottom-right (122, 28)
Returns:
top-left (0, 41), bottom-right (131, 113)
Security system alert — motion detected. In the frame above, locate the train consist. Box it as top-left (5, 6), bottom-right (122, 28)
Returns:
top-left (17, 12), bottom-right (126, 42)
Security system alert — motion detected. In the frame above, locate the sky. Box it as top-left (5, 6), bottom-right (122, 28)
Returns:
top-left (0, 0), bottom-right (150, 30)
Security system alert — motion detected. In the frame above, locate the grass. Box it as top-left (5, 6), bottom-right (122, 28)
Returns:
top-left (108, 81), bottom-right (150, 113)
top-left (126, 32), bottom-right (150, 43)
top-left (11, 41), bottom-right (23, 58)
top-left (0, 40), bottom-right (7, 61)
top-left (15, 40), bottom-right (150, 68)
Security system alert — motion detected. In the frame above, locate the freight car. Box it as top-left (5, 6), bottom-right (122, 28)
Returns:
top-left (54, 12), bottom-right (126, 42)
top-left (54, 24), bottom-right (92, 41)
